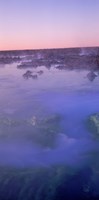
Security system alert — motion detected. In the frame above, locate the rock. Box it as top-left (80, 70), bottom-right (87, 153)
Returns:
top-left (37, 70), bottom-right (44, 75)
top-left (87, 113), bottom-right (99, 137)
top-left (28, 114), bottom-right (63, 148)
top-left (25, 70), bottom-right (32, 75)
top-left (23, 71), bottom-right (38, 80)
top-left (87, 71), bottom-right (97, 82)
top-left (0, 114), bottom-right (62, 148)
top-left (31, 74), bottom-right (38, 79)
top-left (34, 114), bottom-right (62, 147)
top-left (17, 61), bottom-right (33, 68)
top-left (23, 70), bottom-right (33, 79)
top-left (0, 117), bottom-right (21, 126)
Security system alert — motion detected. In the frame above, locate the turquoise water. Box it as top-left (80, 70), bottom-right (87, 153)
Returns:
top-left (0, 63), bottom-right (99, 199)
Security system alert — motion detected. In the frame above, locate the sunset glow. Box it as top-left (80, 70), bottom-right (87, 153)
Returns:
top-left (0, 0), bottom-right (99, 50)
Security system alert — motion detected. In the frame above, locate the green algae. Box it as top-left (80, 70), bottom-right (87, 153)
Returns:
top-left (30, 114), bottom-right (63, 148)
top-left (0, 114), bottom-right (63, 148)
top-left (86, 113), bottom-right (99, 138)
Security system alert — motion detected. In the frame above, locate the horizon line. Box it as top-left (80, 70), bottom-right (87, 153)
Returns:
top-left (0, 45), bottom-right (99, 52)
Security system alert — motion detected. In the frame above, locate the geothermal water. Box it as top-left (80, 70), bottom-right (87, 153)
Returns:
top-left (0, 63), bottom-right (99, 167)
top-left (0, 58), bottom-right (99, 199)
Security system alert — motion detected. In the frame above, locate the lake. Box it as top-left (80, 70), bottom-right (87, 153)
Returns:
top-left (0, 49), bottom-right (99, 199)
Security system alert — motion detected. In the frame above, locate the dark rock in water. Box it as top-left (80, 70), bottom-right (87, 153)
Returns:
top-left (37, 70), bottom-right (44, 75)
top-left (24, 70), bottom-right (32, 75)
top-left (26, 70), bottom-right (32, 74)
top-left (95, 55), bottom-right (99, 67)
top-left (17, 61), bottom-right (34, 68)
top-left (23, 70), bottom-right (32, 79)
top-left (55, 65), bottom-right (66, 70)
top-left (87, 71), bottom-right (97, 82)
top-left (87, 113), bottom-right (99, 138)
top-left (0, 56), bottom-right (21, 64)
top-left (23, 71), bottom-right (38, 80)
top-left (31, 74), bottom-right (38, 79)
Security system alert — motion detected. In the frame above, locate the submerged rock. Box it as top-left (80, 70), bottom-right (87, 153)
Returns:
top-left (0, 115), bottom-right (37, 127)
top-left (0, 114), bottom-right (62, 148)
top-left (87, 71), bottom-right (97, 82)
top-left (87, 113), bottom-right (99, 137)
top-left (31, 114), bottom-right (63, 147)
top-left (37, 70), bottom-right (44, 75)
top-left (23, 71), bottom-right (38, 80)
top-left (17, 61), bottom-right (33, 68)
top-left (23, 70), bottom-right (32, 79)
top-left (0, 117), bottom-right (22, 126)
top-left (31, 74), bottom-right (38, 79)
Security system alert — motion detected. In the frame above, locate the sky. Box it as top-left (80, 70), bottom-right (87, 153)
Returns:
top-left (0, 0), bottom-right (99, 50)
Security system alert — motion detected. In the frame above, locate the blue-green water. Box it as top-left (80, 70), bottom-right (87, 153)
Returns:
top-left (0, 62), bottom-right (99, 199)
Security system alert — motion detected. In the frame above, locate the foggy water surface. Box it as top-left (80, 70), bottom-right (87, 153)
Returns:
top-left (0, 63), bottom-right (99, 169)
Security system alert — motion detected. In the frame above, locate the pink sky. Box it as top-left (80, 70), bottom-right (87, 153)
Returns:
top-left (0, 0), bottom-right (99, 50)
